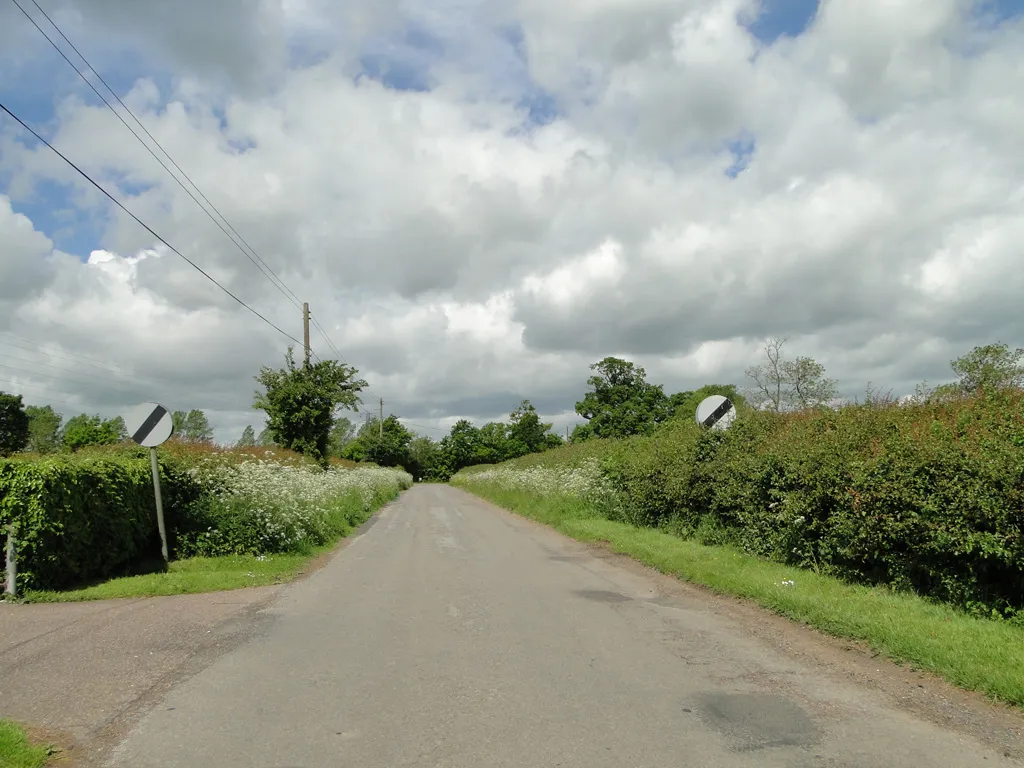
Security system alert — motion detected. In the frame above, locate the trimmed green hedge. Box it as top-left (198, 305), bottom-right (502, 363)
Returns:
top-left (0, 451), bottom-right (203, 591)
top-left (600, 388), bottom-right (1024, 618)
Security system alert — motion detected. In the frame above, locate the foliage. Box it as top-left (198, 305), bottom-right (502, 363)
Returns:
top-left (0, 442), bottom-right (411, 591)
top-left (0, 392), bottom-right (29, 457)
top-left (342, 415), bottom-right (414, 468)
top-left (950, 342), bottom-right (1024, 393)
top-left (574, 357), bottom-right (676, 439)
top-left (455, 387), bottom-right (1024, 620)
top-left (745, 337), bottom-right (838, 411)
top-left (406, 435), bottom-right (440, 481)
top-left (175, 461), bottom-right (412, 557)
top-left (253, 347), bottom-right (368, 465)
top-left (236, 425), bottom-right (256, 447)
top-left (327, 416), bottom-right (356, 457)
top-left (25, 405), bottom-right (62, 454)
top-left (257, 426), bottom-right (276, 447)
top-left (60, 413), bottom-right (128, 452)
top-left (668, 384), bottom-right (748, 425)
top-left (172, 409), bottom-right (213, 443)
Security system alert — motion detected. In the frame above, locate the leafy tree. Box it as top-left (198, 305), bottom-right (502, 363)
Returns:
top-left (475, 421), bottom-right (509, 464)
top-left (0, 391), bottom-right (30, 456)
top-left (342, 415), bottom-right (412, 468)
top-left (745, 337), bottom-right (838, 411)
top-left (434, 419), bottom-right (481, 480)
top-left (569, 422), bottom-right (593, 444)
top-left (60, 414), bottom-right (126, 452)
top-left (172, 409), bottom-right (213, 443)
top-left (26, 404), bottom-right (62, 454)
top-left (506, 399), bottom-right (558, 457)
top-left (257, 426), bottom-right (276, 447)
top-left (575, 357), bottom-right (673, 439)
top-left (237, 425), bottom-right (257, 447)
top-left (254, 347), bottom-right (367, 465)
top-left (951, 342), bottom-right (1024, 393)
top-left (328, 416), bottom-right (356, 458)
top-left (407, 435), bottom-right (440, 481)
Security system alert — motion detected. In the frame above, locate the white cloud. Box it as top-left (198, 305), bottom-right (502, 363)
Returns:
top-left (1, 0), bottom-right (1023, 442)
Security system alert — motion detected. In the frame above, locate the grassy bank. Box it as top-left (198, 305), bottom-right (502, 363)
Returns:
top-left (0, 721), bottom-right (50, 768)
top-left (455, 481), bottom-right (1024, 707)
top-left (21, 551), bottom-right (324, 602)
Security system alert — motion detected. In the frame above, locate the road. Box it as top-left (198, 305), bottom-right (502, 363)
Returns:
top-left (104, 485), bottom-right (1021, 768)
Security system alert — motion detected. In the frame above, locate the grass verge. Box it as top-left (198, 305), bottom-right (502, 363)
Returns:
top-left (21, 551), bottom-right (325, 603)
top-left (458, 483), bottom-right (1024, 708)
top-left (0, 721), bottom-right (50, 768)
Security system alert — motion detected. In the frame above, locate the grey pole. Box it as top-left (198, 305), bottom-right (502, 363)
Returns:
top-left (4, 527), bottom-right (15, 599)
top-left (149, 447), bottom-right (169, 562)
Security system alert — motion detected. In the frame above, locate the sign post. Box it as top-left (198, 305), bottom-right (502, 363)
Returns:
top-left (695, 395), bottom-right (737, 431)
top-left (4, 527), bottom-right (15, 599)
top-left (123, 403), bottom-right (175, 562)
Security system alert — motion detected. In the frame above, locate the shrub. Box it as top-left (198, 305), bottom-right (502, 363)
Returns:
top-left (455, 389), bottom-right (1024, 618)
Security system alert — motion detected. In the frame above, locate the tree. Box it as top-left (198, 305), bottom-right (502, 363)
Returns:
top-left (342, 415), bottom-right (413, 468)
top-left (328, 416), bottom-right (356, 458)
top-left (60, 414), bottom-right (125, 452)
top-left (506, 399), bottom-right (557, 457)
top-left (172, 409), bottom-right (213, 443)
top-left (950, 342), bottom-right (1024, 393)
top-left (407, 435), bottom-right (440, 481)
top-left (25, 404), bottom-right (62, 454)
top-left (0, 392), bottom-right (29, 456)
top-left (237, 425), bottom-right (257, 447)
top-left (257, 426), bottom-right (276, 447)
top-left (575, 357), bottom-right (673, 439)
top-left (254, 347), bottom-right (367, 465)
top-left (745, 337), bottom-right (838, 411)
top-left (434, 420), bottom-right (481, 480)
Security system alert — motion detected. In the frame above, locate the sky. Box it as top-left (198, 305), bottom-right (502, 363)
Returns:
top-left (1, 0), bottom-right (1023, 444)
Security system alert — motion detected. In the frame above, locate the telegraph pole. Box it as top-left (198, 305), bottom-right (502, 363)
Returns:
top-left (302, 302), bottom-right (311, 366)
top-left (379, 397), bottom-right (383, 438)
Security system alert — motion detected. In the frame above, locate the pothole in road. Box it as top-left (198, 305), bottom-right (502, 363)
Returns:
top-left (694, 692), bottom-right (820, 752)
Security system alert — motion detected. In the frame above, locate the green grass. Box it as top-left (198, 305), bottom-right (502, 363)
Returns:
top-left (0, 721), bottom-right (50, 768)
top-left (22, 549), bottom-right (332, 603)
top-left (458, 483), bottom-right (1024, 708)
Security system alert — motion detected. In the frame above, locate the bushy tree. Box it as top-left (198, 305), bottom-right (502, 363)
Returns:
top-left (26, 404), bottom-right (62, 454)
top-left (407, 435), bottom-right (440, 481)
top-left (951, 342), bottom-right (1024, 393)
top-left (342, 415), bottom-right (413, 468)
top-left (575, 357), bottom-right (674, 439)
top-left (0, 391), bottom-right (29, 456)
top-left (257, 426), bottom-right (276, 447)
top-left (745, 337), bottom-right (838, 411)
top-left (171, 409), bottom-right (213, 443)
top-left (236, 425), bottom-right (256, 447)
top-left (60, 414), bottom-right (126, 452)
top-left (669, 384), bottom-right (747, 424)
top-left (254, 347), bottom-right (367, 465)
top-left (505, 399), bottom-right (558, 458)
top-left (328, 416), bottom-right (356, 458)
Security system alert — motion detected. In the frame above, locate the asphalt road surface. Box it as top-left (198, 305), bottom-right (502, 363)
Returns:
top-left (105, 485), bottom-right (1021, 768)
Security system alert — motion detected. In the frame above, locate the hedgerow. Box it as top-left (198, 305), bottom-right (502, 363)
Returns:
top-left (0, 443), bottom-right (411, 592)
top-left (456, 388), bottom-right (1024, 619)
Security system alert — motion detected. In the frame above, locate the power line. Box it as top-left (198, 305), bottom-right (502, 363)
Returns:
top-left (309, 313), bottom-right (345, 361)
top-left (0, 336), bottom-right (130, 375)
top-left (0, 355), bottom-right (143, 393)
top-left (0, 99), bottom-right (305, 348)
top-left (10, 0), bottom-right (304, 311)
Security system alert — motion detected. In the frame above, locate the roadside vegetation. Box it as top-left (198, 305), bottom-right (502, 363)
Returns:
top-left (0, 720), bottom-right (50, 768)
top-left (1, 348), bottom-right (411, 600)
top-left (453, 341), bottom-right (1024, 706)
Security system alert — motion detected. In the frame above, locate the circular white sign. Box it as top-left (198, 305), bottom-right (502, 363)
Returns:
top-left (695, 395), bottom-right (736, 431)
top-left (123, 402), bottom-right (174, 447)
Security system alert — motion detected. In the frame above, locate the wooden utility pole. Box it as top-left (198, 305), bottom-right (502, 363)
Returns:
top-left (566, 425), bottom-right (569, 442)
top-left (302, 302), bottom-right (311, 365)
top-left (379, 397), bottom-right (383, 438)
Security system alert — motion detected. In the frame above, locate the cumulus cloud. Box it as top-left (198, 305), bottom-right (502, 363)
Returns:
top-left (1, 0), bottom-right (1022, 441)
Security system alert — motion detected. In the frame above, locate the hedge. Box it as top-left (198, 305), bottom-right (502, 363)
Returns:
top-left (0, 450), bottom-right (205, 591)
top-left (596, 388), bottom-right (1024, 618)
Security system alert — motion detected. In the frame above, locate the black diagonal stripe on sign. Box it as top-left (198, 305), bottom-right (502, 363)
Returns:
top-left (702, 398), bottom-right (733, 428)
top-left (132, 405), bottom-right (167, 444)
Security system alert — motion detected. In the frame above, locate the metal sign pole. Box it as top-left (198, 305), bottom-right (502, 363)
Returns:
top-left (149, 447), bottom-right (169, 562)
top-left (4, 527), bottom-right (16, 599)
